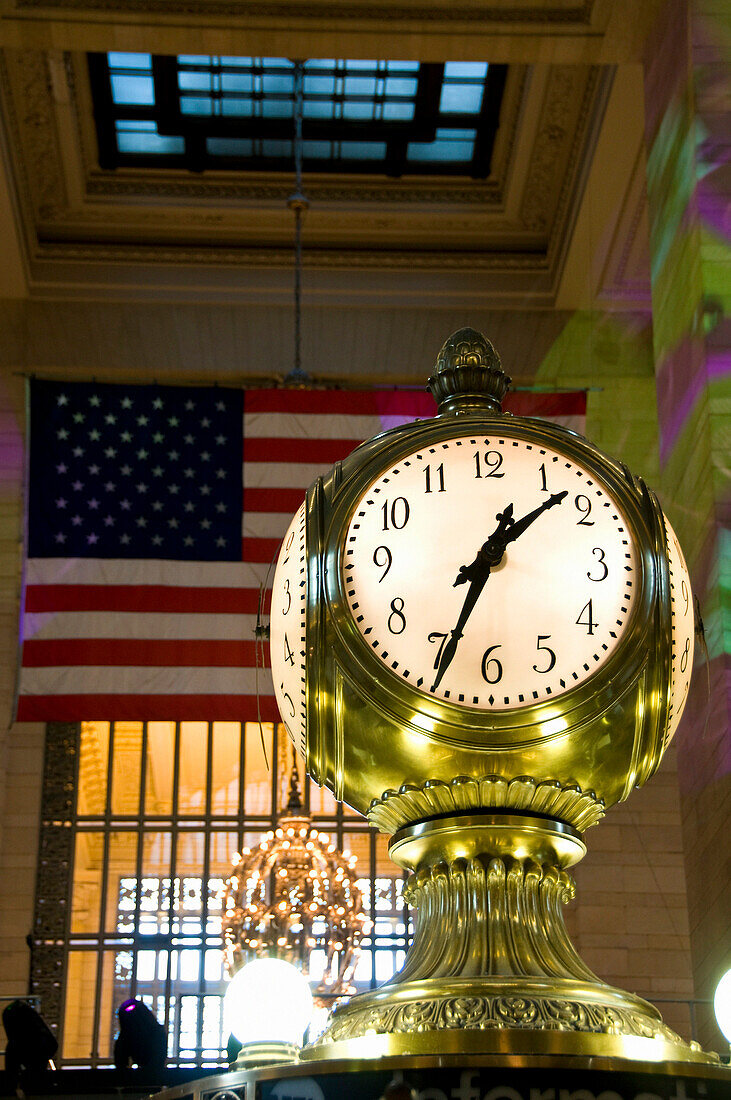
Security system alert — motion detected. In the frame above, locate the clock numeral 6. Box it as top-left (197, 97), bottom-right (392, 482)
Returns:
top-left (481, 644), bottom-right (503, 684)
top-left (388, 597), bottom-right (407, 634)
top-left (373, 544), bottom-right (392, 582)
top-left (533, 634), bottom-right (556, 674)
top-left (381, 497), bottom-right (410, 532)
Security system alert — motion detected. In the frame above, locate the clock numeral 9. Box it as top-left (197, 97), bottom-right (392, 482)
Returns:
top-left (388, 597), bottom-right (407, 634)
top-left (381, 497), bottom-right (410, 531)
top-left (575, 494), bottom-right (594, 526)
top-left (373, 544), bottom-right (392, 582)
top-left (481, 643), bottom-right (503, 684)
top-left (424, 462), bottom-right (446, 494)
top-left (681, 578), bottom-right (689, 613)
top-left (533, 635), bottom-right (556, 674)
top-left (587, 547), bottom-right (608, 582)
top-left (473, 450), bottom-right (504, 479)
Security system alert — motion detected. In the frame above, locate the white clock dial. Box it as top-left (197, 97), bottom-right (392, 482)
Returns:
top-left (271, 501), bottom-right (307, 755)
top-left (342, 435), bottom-right (640, 711)
top-left (664, 517), bottom-right (694, 746)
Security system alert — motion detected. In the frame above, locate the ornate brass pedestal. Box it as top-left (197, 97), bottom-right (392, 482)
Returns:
top-left (303, 810), bottom-right (714, 1065)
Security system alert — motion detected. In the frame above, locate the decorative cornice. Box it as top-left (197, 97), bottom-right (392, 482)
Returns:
top-left (368, 775), bottom-right (605, 833)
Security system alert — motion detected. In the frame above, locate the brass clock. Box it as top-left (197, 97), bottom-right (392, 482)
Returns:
top-left (270, 329), bottom-right (694, 822)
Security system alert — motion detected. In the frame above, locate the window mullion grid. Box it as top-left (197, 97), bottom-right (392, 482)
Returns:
top-left (89, 721), bottom-right (116, 1067)
top-left (129, 721), bottom-right (148, 1003)
top-left (165, 721), bottom-right (182, 1059)
top-left (196, 721), bottom-right (214, 1061)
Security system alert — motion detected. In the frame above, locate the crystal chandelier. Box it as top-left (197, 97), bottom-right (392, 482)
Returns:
top-left (221, 754), bottom-right (368, 1000)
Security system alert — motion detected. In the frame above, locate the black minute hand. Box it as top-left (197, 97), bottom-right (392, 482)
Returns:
top-left (430, 489), bottom-right (568, 693)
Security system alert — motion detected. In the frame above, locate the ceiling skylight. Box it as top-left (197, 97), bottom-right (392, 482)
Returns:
top-left (89, 54), bottom-right (506, 177)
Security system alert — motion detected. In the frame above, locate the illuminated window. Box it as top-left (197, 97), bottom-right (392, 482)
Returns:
top-left (35, 721), bottom-right (409, 1067)
top-left (88, 54), bottom-right (507, 177)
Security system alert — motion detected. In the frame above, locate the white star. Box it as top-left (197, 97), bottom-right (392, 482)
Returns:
top-left (89, 395), bottom-right (101, 407)
top-left (87, 532), bottom-right (98, 545)
top-left (104, 481), bottom-right (116, 492)
top-left (120, 431), bottom-right (132, 443)
top-left (121, 397), bottom-right (132, 409)
top-left (184, 433), bottom-right (195, 445)
top-left (152, 534), bottom-right (163, 545)
top-left (55, 498), bottom-right (67, 509)
top-left (200, 518), bottom-right (211, 529)
top-left (184, 501), bottom-right (195, 512)
top-left (104, 515), bottom-right (115, 526)
top-left (55, 532), bottom-right (66, 542)
top-left (184, 535), bottom-right (194, 546)
top-left (168, 449), bottom-right (180, 461)
top-left (200, 485), bottom-right (211, 496)
top-left (168, 484), bottom-right (180, 495)
top-left (151, 501), bottom-right (163, 512)
top-left (73, 446), bottom-right (84, 457)
top-left (137, 449), bottom-right (149, 460)
top-left (105, 413), bottom-right (116, 425)
top-left (120, 499), bottom-right (131, 511)
top-left (136, 516), bottom-right (147, 528)
top-left (57, 394), bottom-right (68, 406)
top-left (136, 483), bottom-right (148, 493)
top-left (152, 397), bottom-right (163, 410)
top-left (57, 428), bottom-right (68, 440)
top-left (104, 447), bottom-right (117, 459)
top-left (120, 533), bottom-right (131, 544)
top-left (215, 469), bottom-right (226, 479)
top-left (215, 435), bottom-right (226, 445)
top-left (73, 412), bottom-right (85, 424)
top-left (71, 514), bottom-right (83, 526)
top-left (168, 416), bottom-right (179, 427)
top-left (215, 502), bottom-right (226, 513)
top-left (184, 467), bottom-right (194, 478)
top-left (88, 464), bottom-right (100, 475)
top-left (152, 466), bottom-right (164, 477)
top-left (56, 462), bottom-right (68, 474)
top-left (89, 429), bottom-right (100, 441)
top-left (216, 536), bottom-right (227, 548)
top-left (200, 417), bottom-right (210, 428)
top-left (168, 517), bottom-right (179, 529)
top-left (216, 400), bottom-right (225, 411)
top-left (120, 464), bottom-right (132, 475)
top-left (88, 498), bottom-right (99, 510)
top-left (137, 415), bottom-right (149, 427)
top-left (72, 480), bottom-right (84, 491)
top-left (152, 432), bottom-right (164, 444)
top-left (201, 451), bottom-right (211, 462)
top-left (185, 399), bottom-right (195, 411)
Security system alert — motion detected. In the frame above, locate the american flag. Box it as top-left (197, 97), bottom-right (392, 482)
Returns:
top-left (17, 379), bottom-right (586, 721)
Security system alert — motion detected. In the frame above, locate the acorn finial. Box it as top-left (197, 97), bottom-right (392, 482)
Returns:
top-left (428, 327), bottom-right (511, 414)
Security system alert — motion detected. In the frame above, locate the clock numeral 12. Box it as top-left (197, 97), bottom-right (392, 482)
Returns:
top-left (473, 450), bottom-right (504, 479)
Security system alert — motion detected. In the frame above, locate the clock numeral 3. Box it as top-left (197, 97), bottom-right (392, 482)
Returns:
top-left (473, 450), bottom-right (504, 479)
top-left (381, 497), bottom-right (410, 531)
top-left (373, 544), bottom-right (392, 582)
top-left (587, 547), bottom-right (608, 582)
top-left (481, 643), bottom-right (503, 684)
top-left (533, 634), bottom-right (556, 673)
top-left (575, 494), bottom-right (594, 526)
top-left (424, 462), bottom-right (445, 494)
top-left (576, 599), bottom-right (597, 635)
top-left (282, 577), bottom-right (292, 614)
top-left (388, 597), bottom-right (407, 634)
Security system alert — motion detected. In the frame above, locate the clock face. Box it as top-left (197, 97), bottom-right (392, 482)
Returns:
top-left (664, 517), bottom-right (694, 746)
top-left (341, 434), bottom-right (640, 711)
top-left (271, 501), bottom-right (307, 755)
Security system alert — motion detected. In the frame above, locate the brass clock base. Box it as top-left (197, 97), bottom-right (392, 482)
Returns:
top-left (303, 812), bottom-right (718, 1066)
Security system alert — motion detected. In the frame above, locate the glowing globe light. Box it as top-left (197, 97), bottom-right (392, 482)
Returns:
top-left (714, 968), bottom-right (731, 1044)
top-left (224, 957), bottom-right (313, 1067)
